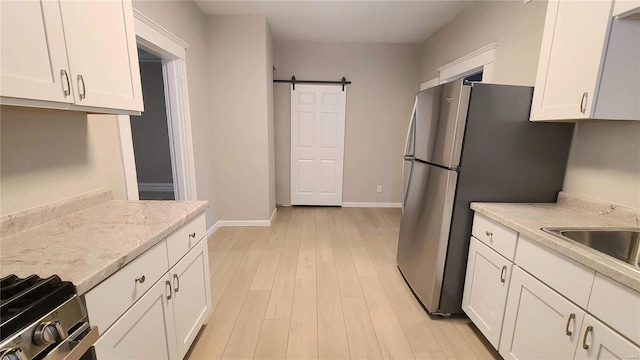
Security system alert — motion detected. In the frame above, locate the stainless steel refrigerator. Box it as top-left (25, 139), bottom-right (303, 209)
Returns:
top-left (397, 79), bottom-right (574, 316)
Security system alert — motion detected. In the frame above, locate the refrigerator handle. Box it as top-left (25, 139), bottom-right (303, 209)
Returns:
top-left (401, 159), bottom-right (413, 215)
top-left (403, 96), bottom-right (417, 156)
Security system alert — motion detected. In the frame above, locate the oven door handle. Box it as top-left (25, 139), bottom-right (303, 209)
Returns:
top-left (44, 323), bottom-right (99, 360)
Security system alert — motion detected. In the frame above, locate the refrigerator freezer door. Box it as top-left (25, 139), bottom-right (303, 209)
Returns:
top-left (397, 161), bottom-right (459, 313)
top-left (414, 79), bottom-right (470, 169)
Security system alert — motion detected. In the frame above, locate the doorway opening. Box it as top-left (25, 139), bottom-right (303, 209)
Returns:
top-left (130, 49), bottom-right (175, 200)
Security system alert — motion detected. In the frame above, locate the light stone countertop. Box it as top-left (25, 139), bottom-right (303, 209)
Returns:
top-left (1, 194), bottom-right (207, 295)
top-left (471, 193), bottom-right (640, 292)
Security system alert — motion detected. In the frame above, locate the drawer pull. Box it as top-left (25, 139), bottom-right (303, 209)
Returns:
top-left (166, 280), bottom-right (172, 300)
top-left (134, 275), bottom-right (146, 284)
top-left (173, 274), bottom-right (180, 293)
top-left (565, 313), bottom-right (575, 336)
top-left (582, 325), bottom-right (593, 349)
top-left (485, 231), bottom-right (492, 237)
top-left (61, 69), bottom-right (71, 96)
top-left (189, 232), bottom-right (196, 238)
top-left (500, 266), bottom-right (507, 283)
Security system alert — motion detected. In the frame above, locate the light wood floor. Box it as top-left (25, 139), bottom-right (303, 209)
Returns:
top-left (187, 207), bottom-right (500, 360)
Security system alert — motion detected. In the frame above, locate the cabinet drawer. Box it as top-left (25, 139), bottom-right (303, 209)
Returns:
top-left (588, 273), bottom-right (640, 345)
top-left (515, 236), bottom-right (595, 308)
top-left (472, 214), bottom-right (518, 261)
top-left (85, 240), bottom-right (169, 333)
top-left (167, 213), bottom-right (206, 267)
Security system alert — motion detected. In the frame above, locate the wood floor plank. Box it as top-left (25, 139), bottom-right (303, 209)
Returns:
top-left (341, 296), bottom-right (383, 360)
top-left (209, 227), bottom-right (246, 252)
top-left (359, 276), bottom-right (416, 360)
top-left (317, 262), bottom-right (350, 360)
top-left (283, 207), bottom-right (303, 249)
top-left (424, 317), bottom-right (479, 360)
top-left (254, 319), bottom-right (290, 360)
top-left (209, 250), bottom-right (245, 312)
top-left (265, 207), bottom-right (292, 251)
top-left (250, 250), bottom-right (281, 290)
top-left (264, 248), bottom-right (299, 319)
top-left (221, 290), bottom-right (270, 360)
top-left (286, 278), bottom-right (318, 360)
top-left (341, 210), bottom-right (378, 277)
top-left (296, 209), bottom-right (317, 279)
top-left (327, 209), bottom-right (363, 297)
top-left (315, 208), bottom-right (334, 263)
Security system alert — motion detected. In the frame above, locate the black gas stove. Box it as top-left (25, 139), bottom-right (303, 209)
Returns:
top-left (0, 275), bottom-right (98, 360)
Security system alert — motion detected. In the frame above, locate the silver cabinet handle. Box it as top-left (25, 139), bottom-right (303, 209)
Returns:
top-left (173, 274), bottom-right (180, 293)
top-left (189, 232), bottom-right (196, 238)
top-left (77, 74), bottom-right (86, 100)
top-left (61, 70), bottom-right (71, 96)
top-left (135, 275), bottom-right (146, 284)
top-left (582, 325), bottom-right (593, 349)
top-left (166, 280), bottom-right (172, 300)
top-left (580, 92), bottom-right (588, 114)
top-left (500, 266), bottom-right (507, 283)
top-left (566, 313), bottom-right (575, 336)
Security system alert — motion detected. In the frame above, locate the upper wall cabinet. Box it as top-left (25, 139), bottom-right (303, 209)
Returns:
top-left (530, 0), bottom-right (640, 122)
top-left (0, 0), bottom-right (143, 115)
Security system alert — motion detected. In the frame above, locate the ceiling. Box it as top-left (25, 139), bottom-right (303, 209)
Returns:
top-left (195, 1), bottom-right (472, 44)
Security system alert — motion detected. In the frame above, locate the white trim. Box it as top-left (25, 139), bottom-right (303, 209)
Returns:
top-left (138, 182), bottom-right (174, 192)
top-left (206, 222), bottom-right (221, 239)
top-left (342, 202), bottom-right (402, 208)
top-left (269, 207), bottom-right (278, 226)
top-left (133, 9), bottom-right (189, 60)
top-left (117, 115), bottom-right (139, 200)
top-left (420, 78), bottom-right (440, 91)
top-left (437, 43), bottom-right (499, 84)
top-left (216, 220), bottom-right (272, 227)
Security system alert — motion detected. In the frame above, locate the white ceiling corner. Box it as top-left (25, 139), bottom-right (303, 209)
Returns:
top-left (194, 1), bottom-right (473, 44)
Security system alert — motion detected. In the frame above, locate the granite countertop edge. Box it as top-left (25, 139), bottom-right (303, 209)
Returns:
top-left (470, 202), bottom-right (640, 292)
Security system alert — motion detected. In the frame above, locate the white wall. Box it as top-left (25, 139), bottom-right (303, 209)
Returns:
top-left (132, 0), bottom-right (218, 225)
top-left (274, 41), bottom-right (421, 205)
top-left (208, 15), bottom-right (275, 221)
top-left (419, 0), bottom-right (640, 210)
top-left (0, 107), bottom-right (126, 215)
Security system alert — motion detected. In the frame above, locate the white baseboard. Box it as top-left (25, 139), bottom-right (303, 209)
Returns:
top-left (138, 182), bottom-right (174, 192)
top-left (206, 222), bottom-right (221, 238)
top-left (269, 207), bottom-right (278, 225)
top-left (216, 219), bottom-right (272, 227)
top-left (342, 202), bottom-right (402, 208)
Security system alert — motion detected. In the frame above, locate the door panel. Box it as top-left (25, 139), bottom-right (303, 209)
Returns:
top-left (574, 314), bottom-right (640, 360)
top-left (397, 161), bottom-right (458, 312)
top-left (291, 85), bottom-right (346, 205)
top-left (0, 0), bottom-right (73, 103)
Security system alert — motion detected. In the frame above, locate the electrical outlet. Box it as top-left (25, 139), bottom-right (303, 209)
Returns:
top-left (377, 185), bottom-right (383, 193)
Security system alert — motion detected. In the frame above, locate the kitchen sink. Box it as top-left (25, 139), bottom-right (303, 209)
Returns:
top-left (541, 227), bottom-right (640, 269)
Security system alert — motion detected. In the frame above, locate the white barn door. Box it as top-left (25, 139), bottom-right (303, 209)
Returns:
top-left (291, 84), bottom-right (346, 206)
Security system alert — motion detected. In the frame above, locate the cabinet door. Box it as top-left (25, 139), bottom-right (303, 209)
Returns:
top-left (500, 267), bottom-right (585, 360)
top-left (575, 314), bottom-right (640, 360)
top-left (170, 238), bottom-right (212, 359)
top-left (59, 0), bottom-right (143, 111)
top-left (530, 0), bottom-right (614, 121)
top-left (94, 274), bottom-right (178, 360)
top-left (462, 237), bottom-right (512, 348)
top-left (0, 1), bottom-right (73, 103)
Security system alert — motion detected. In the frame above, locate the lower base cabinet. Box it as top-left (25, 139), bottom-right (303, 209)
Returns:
top-left (499, 267), bottom-right (585, 360)
top-left (575, 314), bottom-right (640, 360)
top-left (94, 238), bottom-right (211, 359)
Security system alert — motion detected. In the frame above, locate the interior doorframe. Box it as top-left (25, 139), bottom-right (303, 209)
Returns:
top-left (117, 9), bottom-right (197, 201)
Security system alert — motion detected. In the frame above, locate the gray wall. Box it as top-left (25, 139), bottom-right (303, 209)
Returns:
top-left (274, 41), bottom-right (422, 205)
top-left (132, 0), bottom-right (218, 225)
top-left (208, 15), bottom-right (275, 221)
top-left (130, 61), bottom-right (173, 184)
top-left (419, 0), bottom-right (640, 209)
top-left (1, 107), bottom-right (126, 215)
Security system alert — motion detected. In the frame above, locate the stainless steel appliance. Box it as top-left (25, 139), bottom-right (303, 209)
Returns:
top-left (0, 274), bottom-right (98, 360)
top-left (398, 79), bottom-right (574, 316)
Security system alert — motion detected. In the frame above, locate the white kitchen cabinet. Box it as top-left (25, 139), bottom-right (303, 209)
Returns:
top-left (530, 0), bottom-right (614, 121)
top-left (574, 314), bottom-right (640, 360)
top-left (94, 274), bottom-right (179, 360)
top-left (462, 237), bottom-right (512, 348)
top-left (500, 267), bottom-right (585, 360)
top-left (0, 0), bottom-right (143, 114)
top-left (0, 1), bottom-right (73, 104)
top-left (170, 237), bottom-right (212, 359)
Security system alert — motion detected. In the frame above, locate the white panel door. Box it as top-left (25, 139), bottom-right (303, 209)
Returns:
top-left (462, 237), bottom-right (512, 349)
top-left (291, 84), bottom-right (346, 205)
top-left (59, 0), bottom-right (143, 111)
top-left (170, 238), bottom-right (212, 359)
top-left (500, 267), bottom-right (585, 360)
top-left (575, 314), bottom-right (640, 360)
top-left (0, 0), bottom-right (73, 103)
top-left (94, 274), bottom-right (178, 360)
